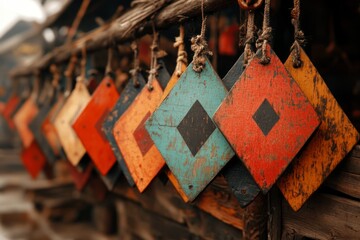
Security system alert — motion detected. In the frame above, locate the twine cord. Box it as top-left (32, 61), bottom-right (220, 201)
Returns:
top-left (244, 10), bottom-right (255, 65)
top-left (147, 23), bottom-right (160, 91)
top-left (78, 45), bottom-right (87, 83)
top-left (174, 25), bottom-right (188, 77)
top-left (290, 0), bottom-right (305, 68)
top-left (255, 0), bottom-right (272, 65)
top-left (130, 41), bottom-right (141, 87)
top-left (64, 55), bottom-right (77, 96)
top-left (191, 0), bottom-right (212, 73)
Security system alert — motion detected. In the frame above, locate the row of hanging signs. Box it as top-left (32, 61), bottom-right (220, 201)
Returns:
top-left (2, 0), bottom-right (359, 211)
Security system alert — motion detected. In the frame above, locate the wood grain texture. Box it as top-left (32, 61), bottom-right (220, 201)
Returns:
top-left (101, 73), bottom-right (146, 187)
top-left (282, 193), bottom-right (360, 239)
top-left (221, 53), bottom-right (261, 208)
top-left (53, 81), bottom-right (91, 166)
top-left (278, 47), bottom-right (360, 211)
top-left (72, 77), bottom-right (119, 176)
top-left (214, 44), bottom-right (319, 192)
top-left (1, 94), bottom-right (21, 129)
top-left (145, 59), bottom-right (234, 201)
top-left (113, 79), bottom-right (165, 192)
top-left (13, 96), bottom-right (39, 148)
top-left (113, 177), bottom-right (243, 238)
top-left (21, 140), bottom-right (47, 179)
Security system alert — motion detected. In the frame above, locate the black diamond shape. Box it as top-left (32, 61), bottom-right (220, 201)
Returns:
top-left (252, 99), bottom-right (279, 136)
top-left (177, 100), bottom-right (216, 156)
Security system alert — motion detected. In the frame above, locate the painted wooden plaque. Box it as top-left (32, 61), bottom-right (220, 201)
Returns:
top-left (214, 44), bottom-right (320, 192)
top-left (221, 54), bottom-right (261, 207)
top-left (13, 96), bottom-right (39, 147)
top-left (53, 81), bottom-right (91, 166)
top-left (102, 73), bottom-right (146, 187)
top-left (145, 58), bottom-right (234, 201)
top-left (113, 63), bottom-right (170, 192)
top-left (67, 160), bottom-right (93, 191)
top-left (21, 140), bottom-right (46, 179)
top-left (278, 47), bottom-right (360, 211)
top-left (29, 99), bottom-right (57, 164)
top-left (2, 94), bottom-right (21, 129)
top-left (72, 76), bottom-right (119, 176)
top-left (41, 93), bottom-right (66, 157)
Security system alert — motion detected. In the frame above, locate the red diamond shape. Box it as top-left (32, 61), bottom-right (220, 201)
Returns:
top-left (214, 44), bottom-right (320, 192)
top-left (133, 112), bottom-right (154, 156)
top-left (21, 140), bottom-right (46, 179)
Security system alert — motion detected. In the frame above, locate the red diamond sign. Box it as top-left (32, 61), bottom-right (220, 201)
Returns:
top-left (214, 44), bottom-right (320, 192)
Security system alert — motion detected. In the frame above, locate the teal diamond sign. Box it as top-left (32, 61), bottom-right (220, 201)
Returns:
top-left (145, 59), bottom-right (234, 201)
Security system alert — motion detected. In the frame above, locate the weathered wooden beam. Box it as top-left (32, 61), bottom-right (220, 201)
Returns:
top-left (10, 0), bottom-right (235, 79)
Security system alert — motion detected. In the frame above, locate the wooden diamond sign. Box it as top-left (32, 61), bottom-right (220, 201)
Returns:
top-left (221, 54), bottom-right (261, 207)
top-left (29, 99), bottom-right (57, 164)
top-left (113, 63), bottom-right (170, 192)
top-left (54, 81), bottom-right (91, 166)
top-left (21, 140), bottom-right (46, 179)
top-left (13, 96), bottom-right (39, 147)
top-left (2, 94), bottom-right (21, 130)
top-left (72, 76), bottom-right (120, 176)
top-left (41, 93), bottom-right (66, 157)
top-left (278, 47), bottom-right (360, 211)
top-left (145, 59), bottom-right (234, 201)
top-left (102, 74), bottom-right (146, 187)
top-left (214, 44), bottom-right (320, 192)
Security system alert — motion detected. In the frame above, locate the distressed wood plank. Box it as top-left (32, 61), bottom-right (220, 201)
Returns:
top-left (282, 193), bottom-right (360, 239)
top-left (325, 171), bottom-right (360, 199)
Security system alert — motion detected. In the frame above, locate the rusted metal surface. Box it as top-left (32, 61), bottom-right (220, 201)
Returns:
top-left (101, 73), bottom-right (146, 187)
top-left (278, 47), bottom-right (360, 211)
top-left (21, 140), bottom-right (47, 179)
top-left (13, 96), bottom-right (39, 148)
top-left (2, 94), bottom-right (21, 130)
top-left (53, 81), bottom-right (91, 166)
top-left (113, 79), bottom-right (166, 192)
top-left (220, 54), bottom-right (261, 208)
top-left (72, 76), bottom-right (119, 176)
top-left (214, 44), bottom-right (320, 192)
top-left (145, 59), bottom-right (234, 201)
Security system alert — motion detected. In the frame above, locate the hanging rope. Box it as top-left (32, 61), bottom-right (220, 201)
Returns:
top-left (255, 0), bottom-right (272, 65)
top-left (78, 44), bottom-right (87, 83)
top-left (244, 11), bottom-right (255, 66)
top-left (147, 23), bottom-right (160, 90)
top-left (191, 0), bottom-right (212, 72)
top-left (64, 55), bottom-right (77, 96)
top-left (105, 47), bottom-right (114, 75)
top-left (174, 25), bottom-right (188, 77)
top-left (130, 41), bottom-right (141, 87)
top-left (290, 0), bottom-right (305, 68)
top-left (238, 7), bottom-right (247, 48)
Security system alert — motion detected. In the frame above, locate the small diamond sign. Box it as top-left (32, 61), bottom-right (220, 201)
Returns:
top-left (214, 44), bottom-right (320, 192)
top-left (112, 63), bottom-right (170, 192)
top-left (102, 74), bottom-right (146, 187)
top-left (21, 140), bottom-right (46, 179)
top-left (54, 81), bottom-right (91, 166)
top-left (145, 59), bottom-right (234, 201)
top-left (14, 97), bottom-right (39, 148)
top-left (72, 77), bottom-right (120, 176)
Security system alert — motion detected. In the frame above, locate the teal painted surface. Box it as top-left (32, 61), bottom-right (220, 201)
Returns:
top-left (145, 59), bottom-right (234, 201)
